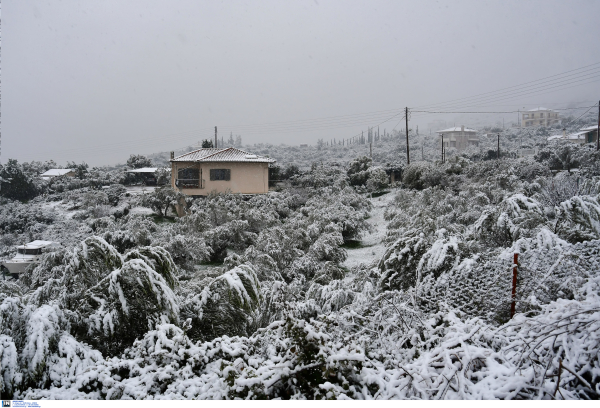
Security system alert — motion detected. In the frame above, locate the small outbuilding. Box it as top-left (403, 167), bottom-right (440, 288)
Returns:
top-left (40, 169), bottom-right (75, 180)
top-left (126, 167), bottom-right (160, 185)
top-left (170, 147), bottom-right (276, 196)
top-left (547, 125), bottom-right (599, 145)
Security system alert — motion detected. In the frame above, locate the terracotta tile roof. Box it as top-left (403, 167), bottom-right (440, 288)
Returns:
top-left (171, 147), bottom-right (276, 163)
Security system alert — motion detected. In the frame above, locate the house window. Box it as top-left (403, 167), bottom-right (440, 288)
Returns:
top-left (177, 168), bottom-right (199, 188)
top-left (540, 113), bottom-right (544, 118)
top-left (210, 169), bottom-right (231, 181)
top-left (523, 114), bottom-right (529, 119)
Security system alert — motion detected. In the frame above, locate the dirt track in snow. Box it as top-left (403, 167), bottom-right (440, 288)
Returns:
top-left (343, 190), bottom-right (395, 270)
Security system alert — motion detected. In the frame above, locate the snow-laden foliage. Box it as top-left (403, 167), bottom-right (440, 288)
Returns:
top-left (3, 135), bottom-right (600, 399)
top-left (180, 265), bottom-right (261, 342)
top-left (80, 257), bottom-right (179, 355)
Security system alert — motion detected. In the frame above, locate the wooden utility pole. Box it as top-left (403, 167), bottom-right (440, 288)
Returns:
top-left (215, 126), bottom-right (218, 149)
top-left (497, 134), bottom-right (500, 159)
top-left (441, 134), bottom-right (444, 163)
top-left (405, 107), bottom-right (410, 165)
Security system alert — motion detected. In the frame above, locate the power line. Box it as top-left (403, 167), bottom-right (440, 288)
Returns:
top-left (410, 75), bottom-right (600, 117)
top-left (411, 105), bottom-right (597, 114)
top-left (559, 103), bottom-right (599, 128)
top-left (409, 78), bottom-right (600, 120)
top-left (412, 61), bottom-right (600, 110)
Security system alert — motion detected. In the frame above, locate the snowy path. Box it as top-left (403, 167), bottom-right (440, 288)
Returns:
top-left (343, 190), bottom-right (395, 270)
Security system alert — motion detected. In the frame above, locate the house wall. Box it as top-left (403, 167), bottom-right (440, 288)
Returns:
top-left (521, 110), bottom-right (560, 127)
top-left (171, 161), bottom-right (269, 196)
top-left (438, 131), bottom-right (479, 151)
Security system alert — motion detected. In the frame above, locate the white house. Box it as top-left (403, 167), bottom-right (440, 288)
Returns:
top-left (522, 108), bottom-right (560, 127)
top-left (436, 125), bottom-right (479, 151)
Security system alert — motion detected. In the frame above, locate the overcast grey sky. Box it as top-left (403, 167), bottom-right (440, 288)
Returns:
top-left (4, 0), bottom-right (600, 166)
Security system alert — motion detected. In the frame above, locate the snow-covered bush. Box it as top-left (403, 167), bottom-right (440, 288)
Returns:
top-left (347, 156), bottom-right (372, 186)
top-left (0, 159), bottom-right (40, 201)
top-left (366, 166), bottom-right (389, 192)
top-left (179, 265), bottom-right (260, 342)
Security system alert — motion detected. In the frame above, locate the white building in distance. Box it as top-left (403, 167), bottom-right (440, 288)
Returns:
top-left (521, 108), bottom-right (560, 127)
top-left (436, 125), bottom-right (479, 151)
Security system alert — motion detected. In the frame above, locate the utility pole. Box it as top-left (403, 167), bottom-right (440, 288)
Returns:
top-left (441, 134), bottom-right (444, 163)
top-left (497, 133), bottom-right (500, 160)
top-left (405, 107), bottom-right (410, 165)
top-left (215, 126), bottom-right (218, 149)
top-left (370, 142), bottom-right (372, 157)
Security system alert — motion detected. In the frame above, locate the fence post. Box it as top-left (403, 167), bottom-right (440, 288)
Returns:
top-left (510, 253), bottom-right (518, 318)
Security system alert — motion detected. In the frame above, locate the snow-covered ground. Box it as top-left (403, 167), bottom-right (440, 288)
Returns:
top-left (343, 190), bottom-right (395, 269)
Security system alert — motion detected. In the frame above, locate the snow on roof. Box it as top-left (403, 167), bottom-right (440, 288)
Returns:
top-left (527, 107), bottom-right (554, 112)
top-left (126, 167), bottom-right (159, 173)
top-left (40, 169), bottom-right (74, 177)
top-left (547, 135), bottom-right (564, 141)
top-left (567, 131), bottom-right (588, 140)
top-left (16, 240), bottom-right (55, 249)
top-left (579, 125), bottom-right (599, 132)
top-left (435, 127), bottom-right (477, 133)
top-left (171, 147), bottom-right (276, 163)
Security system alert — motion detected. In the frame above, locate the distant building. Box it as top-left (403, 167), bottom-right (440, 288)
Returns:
top-left (40, 169), bottom-right (75, 180)
top-left (300, 144), bottom-right (308, 148)
top-left (126, 167), bottom-right (160, 185)
top-left (170, 147), bottom-right (275, 196)
top-left (436, 125), bottom-right (479, 151)
top-left (517, 148), bottom-right (538, 157)
top-left (547, 125), bottom-right (599, 145)
top-left (521, 108), bottom-right (560, 127)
